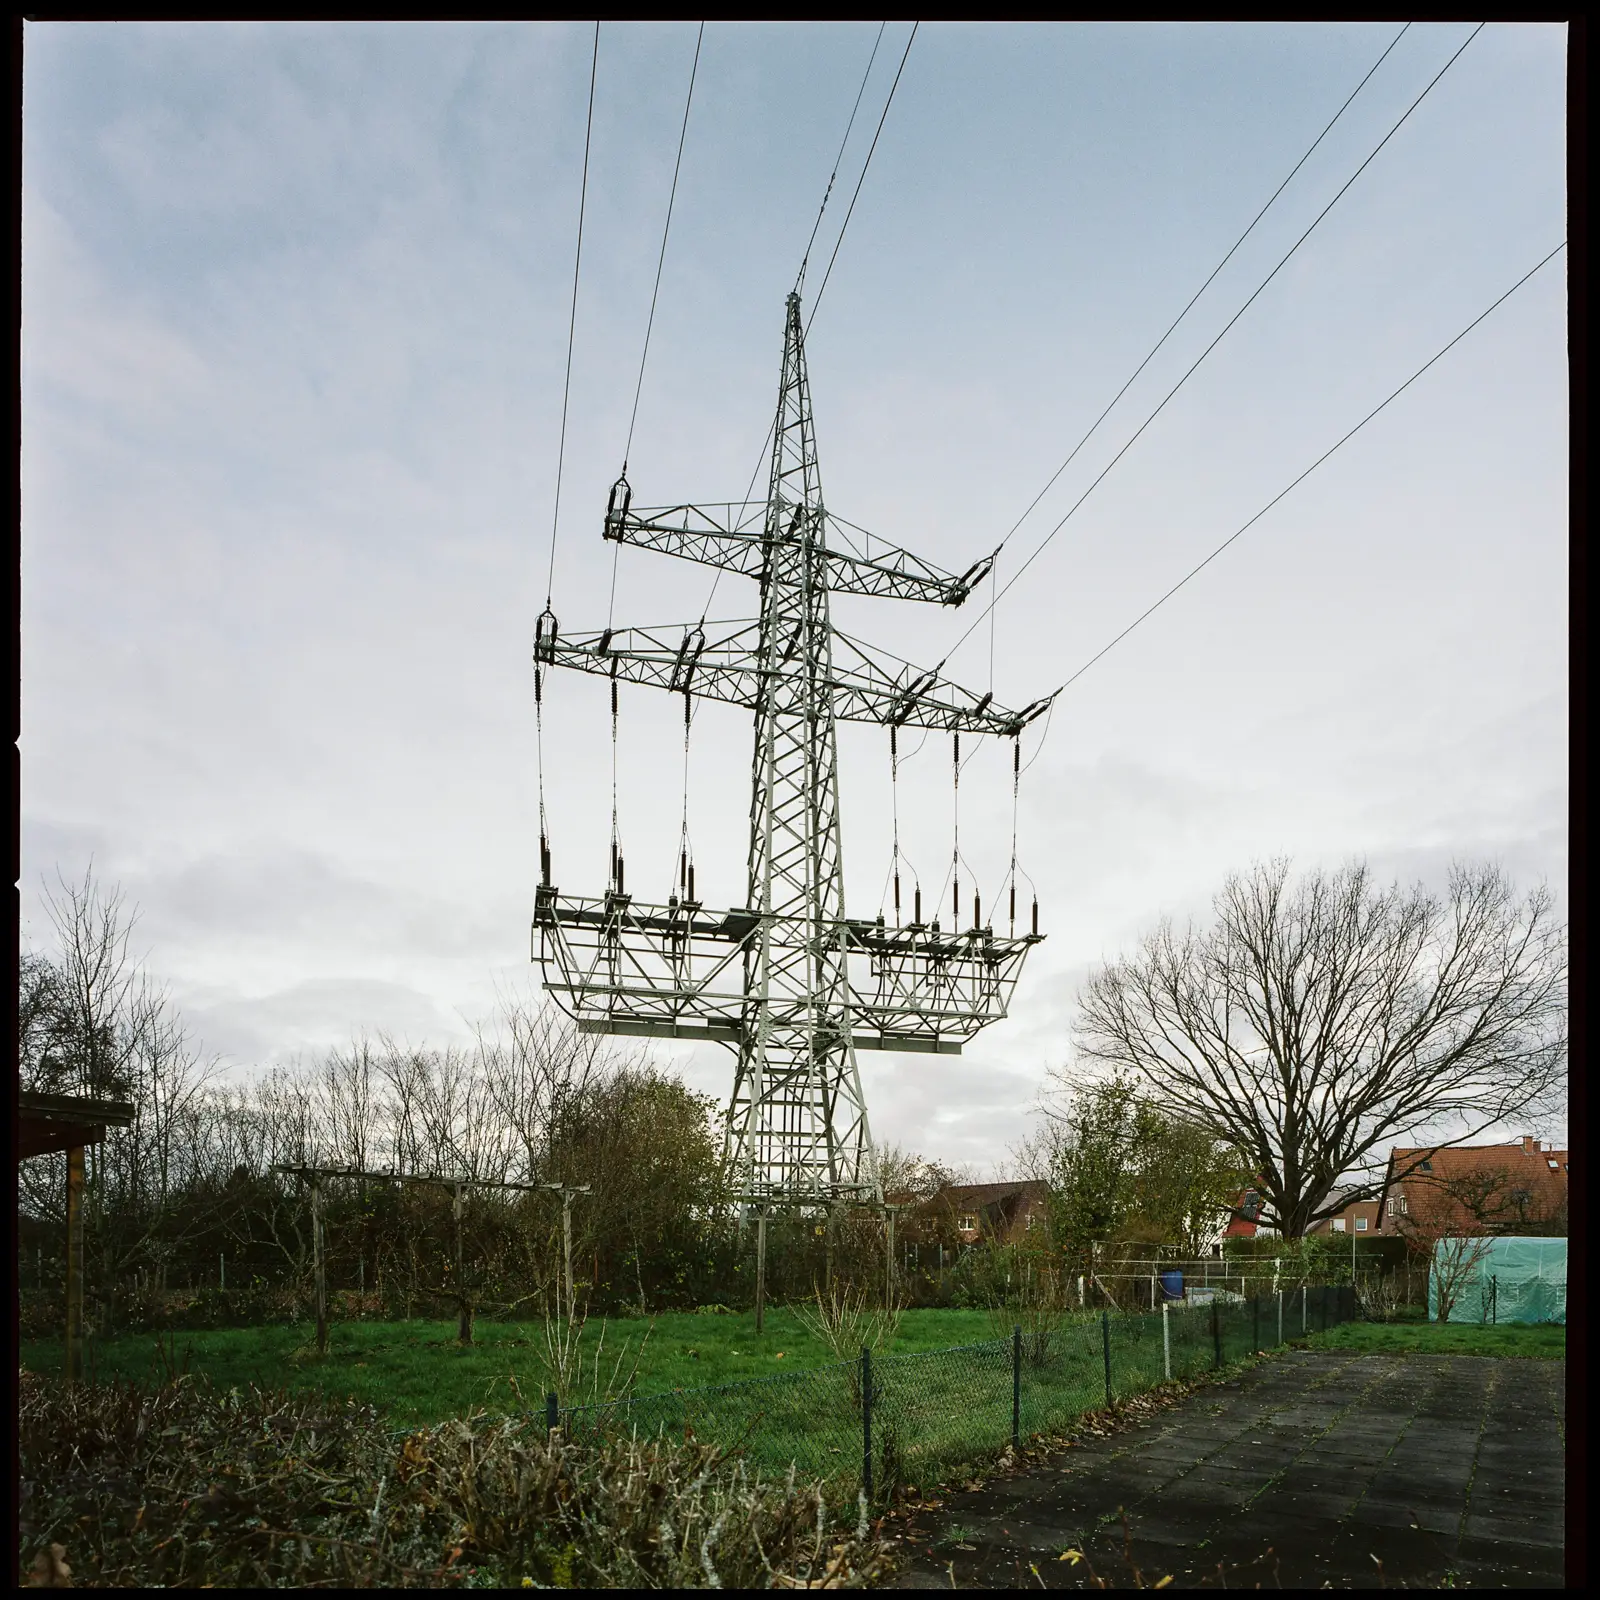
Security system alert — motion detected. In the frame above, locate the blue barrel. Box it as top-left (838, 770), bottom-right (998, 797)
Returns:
top-left (1160, 1269), bottom-right (1185, 1301)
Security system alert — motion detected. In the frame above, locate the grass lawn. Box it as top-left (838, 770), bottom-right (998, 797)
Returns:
top-left (14, 1303), bottom-right (1331, 1496)
top-left (19, 1307), bottom-right (1006, 1427)
top-left (1305, 1318), bottom-right (1565, 1359)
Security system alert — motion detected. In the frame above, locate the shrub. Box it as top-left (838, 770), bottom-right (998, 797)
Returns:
top-left (16, 1370), bottom-right (891, 1588)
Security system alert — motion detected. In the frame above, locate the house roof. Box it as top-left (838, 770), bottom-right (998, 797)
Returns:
top-left (928, 1180), bottom-right (1052, 1210)
top-left (1382, 1138), bottom-right (1569, 1233)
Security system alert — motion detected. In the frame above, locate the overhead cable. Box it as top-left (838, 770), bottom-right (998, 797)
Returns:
top-left (807, 21), bottom-right (920, 329)
top-left (699, 23), bottom-right (907, 625)
top-left (987, 23), bottom-right (1412, 568)
top-left (622, 22), bottom-right (705, 472)
top-left (1049, 242), bottom-right (1566, 698)
top-left (546, 22), bottom-right (602, 609)
top-left (944, 21), bottom-right (1485, 663)
top-left (796, 22), bottom-right (888, 295)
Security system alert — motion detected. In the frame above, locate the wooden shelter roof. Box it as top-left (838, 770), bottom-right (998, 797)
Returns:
top-left (16, 1089), bottom-right (135, 1162)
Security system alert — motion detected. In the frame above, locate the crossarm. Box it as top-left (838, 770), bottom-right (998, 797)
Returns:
top-left (540, 619), bottom-right (1054, 736)
top-left (604, 500), bottom-right (992, 606)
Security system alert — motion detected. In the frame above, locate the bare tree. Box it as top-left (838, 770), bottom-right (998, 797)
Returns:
top-left (1429, 1234), bottom-right (1496, 1323)
top-left (1073, 859), bottom-right (1566, 1237)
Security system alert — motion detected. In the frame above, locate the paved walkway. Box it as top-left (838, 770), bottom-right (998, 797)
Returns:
top-left (887, 1350), bottom-right (1565, 1589)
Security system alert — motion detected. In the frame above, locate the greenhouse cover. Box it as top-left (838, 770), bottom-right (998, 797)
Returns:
top-left (1431, 1236), bottom-right (1566, 1324)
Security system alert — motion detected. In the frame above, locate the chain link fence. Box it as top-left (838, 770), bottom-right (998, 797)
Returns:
top-left (552, 1284), bottom-right (1357, 1501)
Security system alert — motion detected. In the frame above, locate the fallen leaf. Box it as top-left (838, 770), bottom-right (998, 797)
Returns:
top-left (28, 1545), bottom-right (72, 1588)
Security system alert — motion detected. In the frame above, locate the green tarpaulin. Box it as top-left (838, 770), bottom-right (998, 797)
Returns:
top-left (1430, 1236), bottom-right (1566, 1324)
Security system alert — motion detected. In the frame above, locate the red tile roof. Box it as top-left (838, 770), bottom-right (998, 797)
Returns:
top-left (1381, 1137), bottom-right (1568, 1235)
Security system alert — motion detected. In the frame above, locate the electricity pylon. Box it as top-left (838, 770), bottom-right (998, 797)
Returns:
top-left (533, 292), bottom-right (1053, 1213)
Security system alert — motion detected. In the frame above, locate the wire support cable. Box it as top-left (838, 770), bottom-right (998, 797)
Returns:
top-left (622, 23), bottom-right (704, 473)
top-left (943, 21), bottom-right (1484, 664)
top-left (796, 22), bottom-right (888, 295)
top-left (545, 23), bottom-right (601, 611)
top-left (806, 21), bottom-right (919, 330)
top-left (1048, 241), bottom-right (1566, 700)
top-left (699, 23), bottom-right (902, 626)
top-left (611, 24), bottom-right (701, 634)
top-left (980, 23), bottom-right (1412, 575)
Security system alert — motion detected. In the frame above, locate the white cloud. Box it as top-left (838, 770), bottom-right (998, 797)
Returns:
top-left (22, 22), bottom-right (1567, 1174)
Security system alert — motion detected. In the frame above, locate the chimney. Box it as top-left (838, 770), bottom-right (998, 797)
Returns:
top-left (1520, 1135), bottom-right (1539, 1153)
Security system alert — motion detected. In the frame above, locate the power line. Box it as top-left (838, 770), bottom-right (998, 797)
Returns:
top-left (545, 22), bottom-right (601, 610)
top-left (807, 21), bottom-right (919, 329)
top-left (622, 22), bottom-right (704, 472)
top-left (796, 22), bottom-right (888, 295)
top-left (1050, 242), bottom-right (1565, 699)
top-left (698, 23), bottom-right (906, 625)
top-left (944, 21), bottom-right (1485, 663)
top-left (986, 23), bottom-right (1412, 569)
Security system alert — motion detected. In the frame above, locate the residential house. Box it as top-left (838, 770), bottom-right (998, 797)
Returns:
top-left (913, 1180), bottom-right (1052, 1246)
top-left (1206, 1184), bottom-right (1276, 1253)
top-left (1306, 1187), bottom-right (1383, 1238)
top-left (1379, 1137), bottom-right (1569, 1237)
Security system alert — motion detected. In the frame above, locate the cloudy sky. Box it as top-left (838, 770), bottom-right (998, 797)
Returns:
top-left (22, 22), bottom-right (1567, 1171)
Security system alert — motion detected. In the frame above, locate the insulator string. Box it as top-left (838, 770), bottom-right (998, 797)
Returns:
top-left (940, 729), bottom-right (953, 928)
top-left (1008, 734), bottom-right (1020, 934)
top-left (609, 665), bottom-right (621, 892)
top-left (536, 666), bottom-right (550, 886)
top-left (677, 690), bottom-right (694, 902)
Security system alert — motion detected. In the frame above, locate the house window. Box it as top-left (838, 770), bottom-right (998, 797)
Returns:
top-left (1394, 1195), bottom-right (1407, 1215)
top-left (1025, 1212), bottom-right (1037, 1230)
top-left (1419, 1160), bottom-right (1432, 1173)
top-left (1548, 1159), bottom-right (1559, 1169)
top-left (1355, 1218), bottom-right (1368, 1232)
top-left (959, 1215), bottom-right (978, 1233)
top-left (1332, 1219), bottom-right (1346, 1233)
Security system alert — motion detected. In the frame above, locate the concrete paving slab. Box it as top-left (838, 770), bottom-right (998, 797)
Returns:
top-left (883, 1350), bottom-right (1565, 1589)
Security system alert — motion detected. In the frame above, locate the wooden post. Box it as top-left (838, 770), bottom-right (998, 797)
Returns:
top-left (885, 1207), bottom-right (895, 1310)
top-left (65, 1144), bottom-right (85, 1388)
top-left (754, 1207), bottom-right (769, 1334)
top-left (562, 1191), bottom-right (575, 1321)
top-left (454, 1183), bottom-right (472, 1345)
top-left (543, 1183), bottom-right (590, 1324)
top-left (311, 1176), bottom-right (328, 1356)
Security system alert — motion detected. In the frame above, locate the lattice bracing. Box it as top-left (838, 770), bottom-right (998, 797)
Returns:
top-left (533, 292), bottom-right (1050, 1212)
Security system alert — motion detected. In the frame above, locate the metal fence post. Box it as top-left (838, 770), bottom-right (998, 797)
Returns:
top-left (546, 1391), bottom-right (559, 1437)
top-left (1101, 1310), bottom-right (1113, 1409)
top-left (1277, 1289), bottom-right (1284, 1345)
top-left (1491, 1276), bottom-right (1498, 1325)
top-left (1301, 1284), bottom-right (1307, 1334)
top-left (1162, 1301), bottom-right (1171, 1379)
top-left (862, 1347), bottom-right (873, 1502)
top-left (1211, 1298), bottom-right (1222, 1368)
top-left (1012, 1324), bottom-right (1022, 1451)
top-left (1252, 1294), bottom-right (1260, 1354)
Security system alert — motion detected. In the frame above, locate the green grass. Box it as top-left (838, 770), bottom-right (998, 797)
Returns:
top-left (18, 1308), bottom-right (1005, 1427)
top-left (1306, 1318), bottom-right (1565, 1359)
top-left (15, 1303), bottom-right (1343, 1500)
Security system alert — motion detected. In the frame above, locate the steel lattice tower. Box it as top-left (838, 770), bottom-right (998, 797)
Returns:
top-left (534, 293), bottom-right (1053, 1212)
